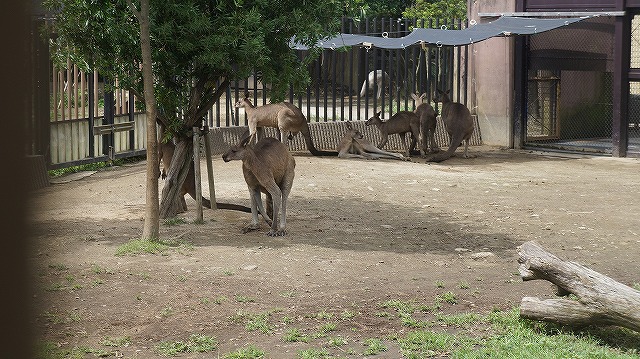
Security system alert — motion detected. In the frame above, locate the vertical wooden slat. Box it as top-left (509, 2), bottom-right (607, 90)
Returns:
top-left (80, 70), bottom-right (86, 119)
top-left (93, 70), bottom-right (98, 117)
top-left (73, 64), bottom-right (79, 119)
top-left (52, 64), bottom-right (58, 122)
top-left (115, 79), bottom-right (121, 115)
top-left (66, 57), bottom-right (71, 120)
top-left (59, 71), bottom-right (65, 121)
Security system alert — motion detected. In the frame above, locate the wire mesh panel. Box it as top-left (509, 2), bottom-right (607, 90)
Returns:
top-left (629, 15), bottom-right (640, 155)
top-left (525, 17), bottom-right (615, 154)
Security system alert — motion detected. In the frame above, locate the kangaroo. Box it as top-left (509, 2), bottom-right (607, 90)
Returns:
top-left (359, 70), bottom-right (389, 99)
top-left (158, 140), bottom-right (250, 213)
top-left (425, 89), bottom-right (475, 162)
top-left (365, 111), bottom-right (424, 157)
top-left (411, 93), bottom-right (439, 154)
top-left (235, 94), bottom-right (336, 156)
top-left (222, 136), bottom-right (296, 237)
top-left (337, 122), bottom-right (407, 161)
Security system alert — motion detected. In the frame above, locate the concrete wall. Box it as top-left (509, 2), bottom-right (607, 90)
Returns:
top-left (467, 0), bottom-right (516, 147)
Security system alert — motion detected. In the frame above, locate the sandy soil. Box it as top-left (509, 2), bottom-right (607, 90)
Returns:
top-left (29, 145), bottom-right (640, 358)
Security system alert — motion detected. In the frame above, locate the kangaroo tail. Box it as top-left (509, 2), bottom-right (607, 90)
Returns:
top-left (216, 202), bottom-right (251, 213)
top-left (302, 122), bottom-right (338, 156)
top-left (425, 132), bottom-right (464, 163)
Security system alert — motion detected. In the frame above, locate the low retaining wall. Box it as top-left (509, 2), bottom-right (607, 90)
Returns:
top-left (207, 116), bottom-right (481, 155)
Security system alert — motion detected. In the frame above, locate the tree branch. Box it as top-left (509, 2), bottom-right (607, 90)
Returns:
top-left (125, 0), bottom-right (141, 22)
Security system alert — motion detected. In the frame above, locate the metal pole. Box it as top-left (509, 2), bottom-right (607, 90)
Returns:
top-left (192, 127), bottom-right (203, 222)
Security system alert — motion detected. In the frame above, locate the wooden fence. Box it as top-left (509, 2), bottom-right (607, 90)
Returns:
top-left (35, 16), bottom-right (470, 170)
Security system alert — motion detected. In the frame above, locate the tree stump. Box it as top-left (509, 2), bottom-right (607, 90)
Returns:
top-left (517, 241), bottom-right (640, 332)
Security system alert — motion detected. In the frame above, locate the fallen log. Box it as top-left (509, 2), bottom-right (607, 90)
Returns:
top-left (517, 240), bottom-right (640, 332)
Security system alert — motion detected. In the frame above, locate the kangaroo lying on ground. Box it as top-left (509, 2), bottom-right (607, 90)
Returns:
top-left (425, 89), bottom-right (475, 162)
top-left (411, 93), bottom-right (439, 154)
top-left (359, 70), bottom-right (389, 99)
top-left (235, 94), bottom-right (336, 156)
top-left (222, 136), bottom-right (295, 236)
top-left (158, 140), bottom-right (250, 213)
top-left (337, 122), bottom-right (407, 161)
top-left (365, 111), bottom-right (424, 157)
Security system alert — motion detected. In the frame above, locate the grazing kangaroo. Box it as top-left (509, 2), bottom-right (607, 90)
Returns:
top-left (425, 89), bottom-right (475, 162)
top-left (222, 136), bottom-right (296, 237)
top-left (158, 140), bottom-right (250, 213)
top-left (365, 111), bottom-right (425, 157)
top-left (411, 93), bottom-right (439, 154)
top-left (337, 122), bottom-right (407, 161)
top-left (359, 70), bottom-right (389, 99)
top-left (235, 94), bottom-right (336, 156)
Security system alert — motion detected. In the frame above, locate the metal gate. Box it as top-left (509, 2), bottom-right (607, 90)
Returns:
top-left (524, 17), bottom-right (615, 154)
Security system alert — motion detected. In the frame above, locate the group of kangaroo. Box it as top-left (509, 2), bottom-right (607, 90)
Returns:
top-left (159, 89), bottom-right (474, 236)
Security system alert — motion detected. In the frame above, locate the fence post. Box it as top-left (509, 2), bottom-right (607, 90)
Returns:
top-left (193, 127), bottom-right (203, 222)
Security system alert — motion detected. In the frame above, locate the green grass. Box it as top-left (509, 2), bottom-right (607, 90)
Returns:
top-left (163, 217), bottom-right (187, 226)
top-left (284, 328), bottom-right (309, 343)
top-left (156, 334), bottom-right (217, 356)
top-left (115, 237), bottom-right (192, 256)
top-left (363, 338), bottom-right (387, 356)
top-left (47, 157), bottom-right (143, 178)
top-left (224, 345), bottom-right (266, 359)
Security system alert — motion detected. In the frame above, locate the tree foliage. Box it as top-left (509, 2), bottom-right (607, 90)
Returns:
top-left (343, 0), bottom-right (411, 19)
top-left (403, 0), bottom-right (467, 20)
top-left (45, 0), bottom-right (342, 136)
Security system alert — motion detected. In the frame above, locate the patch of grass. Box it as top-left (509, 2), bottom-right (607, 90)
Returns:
top-left (380, 299), bottom-right (416, 315)
top-left (284, 328), bottom-right (309, 343)
top-left (48, 263), bottom-right (68, 271)
top-left (223, 270), bottom-right (235, 276)
top-left (91, 264), bottom-right (114, 274)
top-left (297, 348), bottom-right (332, 359)
top-left (327, 335), bottom-right (348, 347)
top-left (163, 217), bottom-right (187, 226)
top-left (224, 344), bottom-right (266, 359)
top-left (36, 342), bottom-right (113, 359)
top-left (633, 283), bottom-right (640, 291)
top-left (363, 338), bottom-right (387, 356)
top-left (436, 312), bottom-right (484, 328)
top-left (458, 281), bottom-right (470, 289)
top-left (398, 329), bottom-right (472, 358)
top-left (214, 296), bottom-right (228, 305)
top-left (235, 295), bottom-right (255, 303)
top-left (47, 159), bottom-right (131, 178)
top-left (100, 336), bottom-right (131, 347)
top-left (435, 291), bottom-right (457, 305)
top-left (232, 311), bottom-right (274, 334)
top-left (159, 307), bottom-right (174, 318)
top-left (115, 238), bottom-right (169, 256)
top-left (313, 310), bottom-right (333, 320)
top-left (156, 334), bottom-right (217, 356)
top-left (435, 280), bottom-right (445, 288)
top-left (340, 310), bottom-right (357, 320)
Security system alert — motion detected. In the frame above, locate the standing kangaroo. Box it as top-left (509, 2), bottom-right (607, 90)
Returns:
top-left (158, 140), bottom-right (250, 213)
top-left (359, 70), bottom-right (389, 99)
top-left (426, 89), bottom-right (475, 162)
top-left (235, 94), bottom-right (336, 156)
top-left (222, 136), bottom-right (295, 237)
top-left (337, 121), bottom-right (407, 161)
top-left (411, 93), bottom-right (439, 154)
top-left (365, 111), bottom-right (425, 157)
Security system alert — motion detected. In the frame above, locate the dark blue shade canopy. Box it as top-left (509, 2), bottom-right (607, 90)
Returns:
top-left (291, 16), bottom-right (588, 49)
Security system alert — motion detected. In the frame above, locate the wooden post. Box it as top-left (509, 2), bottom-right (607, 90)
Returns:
top-left (192, 127), bottom-right (203, 222)
top-left (203, 129), bottom-right (217, 210)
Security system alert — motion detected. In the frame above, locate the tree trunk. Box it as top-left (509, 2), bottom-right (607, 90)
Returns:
top-left (131, 0), bottom-right (160, 239)
top-left (517, 241), bottom-right (640, 332)
top-left (159, 139), bottom-right (192, 218)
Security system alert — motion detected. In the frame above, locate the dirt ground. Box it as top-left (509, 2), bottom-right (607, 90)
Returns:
top-left (29, 145), bottom-right (640, 358)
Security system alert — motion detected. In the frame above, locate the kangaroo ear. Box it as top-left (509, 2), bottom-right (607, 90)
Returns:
top-left (376, 111), bottom-right (381, 117)
top-left (410, 93), bottom-right (418, 100)
top-left (420, 93), bottom-right (426, 99)
top-left (243, 91), bottom-right (250, 99)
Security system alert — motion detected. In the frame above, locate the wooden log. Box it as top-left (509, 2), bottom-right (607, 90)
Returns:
top-left (517, 241), bottom-right (640, 332)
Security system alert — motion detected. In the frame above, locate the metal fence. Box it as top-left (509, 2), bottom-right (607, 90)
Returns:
top-left (34, 17), bottom-right (469, 169)
top-left (524, 17), bottom-right (616, 154)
